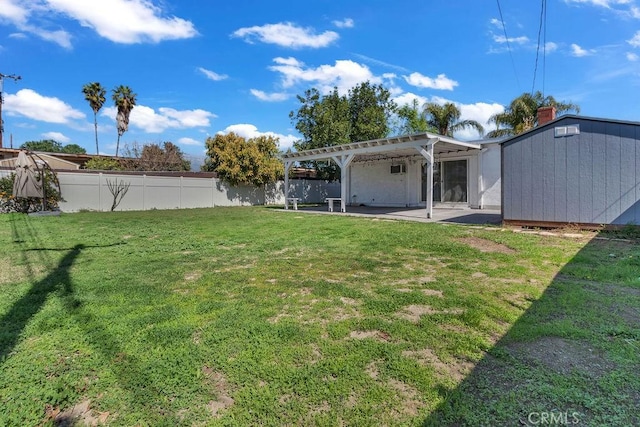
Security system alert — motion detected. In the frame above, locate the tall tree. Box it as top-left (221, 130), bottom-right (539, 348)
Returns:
top-left (423, 102), bottom-right (484, 137)
top-left (394, 98), bottom-right (436, 135)
top-left (112, 85), bottom-right (137, 157)
top-left (61, 143), bottom-right (87, 154)
top-left (21, 139), bottom-right (63, 152)
top-left (81, 82), bottom-right (106, 154)
top-left (120, 141), bottom-right (190, 171)
top-left (203, 133), bottom-right (282, 186)
top-left (290, 81), bottom-right (396, 180)
top-left (487, 91), bottom-right (580, 138)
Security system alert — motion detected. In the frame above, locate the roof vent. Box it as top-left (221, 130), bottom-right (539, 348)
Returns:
top-left (554, 124), bottom-right (580, 137)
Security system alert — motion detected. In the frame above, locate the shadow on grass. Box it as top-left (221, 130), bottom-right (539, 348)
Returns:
top-left (0, 244), bottom-right (85, 362)
top-left (423, 235), bottom-right (640, 426)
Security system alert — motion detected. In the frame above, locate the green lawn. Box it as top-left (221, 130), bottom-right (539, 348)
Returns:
top-left (0, 207), bottom-right (638, 426)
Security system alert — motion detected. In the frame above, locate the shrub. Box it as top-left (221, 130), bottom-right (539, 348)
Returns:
top-left (0, 171), bottom-right (63, 213)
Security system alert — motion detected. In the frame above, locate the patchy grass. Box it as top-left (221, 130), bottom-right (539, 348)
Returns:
top-left (0, 207), bottom-right (638, 426)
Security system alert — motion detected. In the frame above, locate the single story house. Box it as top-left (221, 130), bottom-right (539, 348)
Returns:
top-left (502, 114), bottom-right (640, 227)
top-left (282, 132), bottom-right (502, 217)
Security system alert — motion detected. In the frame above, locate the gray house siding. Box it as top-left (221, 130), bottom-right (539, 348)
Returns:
top-left (502, 116), bottom-right (640, 226)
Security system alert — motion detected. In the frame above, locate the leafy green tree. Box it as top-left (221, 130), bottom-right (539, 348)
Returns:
top-left (61, 144), bottom-right (87, 154)
top-left (348, 81), bottom-right (396, 142)
top-left (112, 85), bottom-right (137, 157)
top-left (84, 157), bottom-right (122, 170)
top-left (203, 132), bottom-right (283, 186)
top-left (394, 99), bottom-right (436, 135)
top-left (423, 102), bottom-right (484, 137)
top-left (21, 139), bottom-right (63, 152)
top-left (487, 91), bottom-right (580, 138)
top-left (82, 82), bottom-right (106, 154)
top-left (289, 81), bottom-right (396, 179)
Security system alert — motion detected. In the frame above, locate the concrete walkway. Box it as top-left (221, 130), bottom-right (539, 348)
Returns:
top-left (285, 205), bottom-right (502, 225)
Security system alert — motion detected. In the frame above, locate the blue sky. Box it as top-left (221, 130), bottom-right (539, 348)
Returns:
top-left (2, 0), bottom-right (640, 162)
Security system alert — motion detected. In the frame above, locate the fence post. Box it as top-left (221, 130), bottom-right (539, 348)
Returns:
top-left (98, 172), bottom-right (103, 211)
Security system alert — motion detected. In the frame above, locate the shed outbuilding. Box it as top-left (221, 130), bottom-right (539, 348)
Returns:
top-left (502, 115), bottom-right (640, 227)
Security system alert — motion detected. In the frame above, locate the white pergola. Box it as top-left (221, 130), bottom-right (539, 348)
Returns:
top-left (282, 132), bottom-right (482, 218)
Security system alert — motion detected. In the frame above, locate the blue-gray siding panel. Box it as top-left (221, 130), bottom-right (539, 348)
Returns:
top-left (554, 134), bottom-right (568, 221)
top-left (530, 132), bottom-right (544, 221)
top-left (542, 130), bottom-right (555, 221)
top-left (511, 137), bottom-right (523, 220)
top-left (566, 135), bottom-right (580, 222)
top-left (578, 126), bottom-right (593, 223)
top-left (618, 125), bottom-right (636, 224)
top-left (503, 144), bottom-right (513, 219)
top-left (605, 123), bottom-right (621, 223)
top-left (521, 137), bottom-right (533, 221)
top-left (591, 121), bottom-right (607, 224)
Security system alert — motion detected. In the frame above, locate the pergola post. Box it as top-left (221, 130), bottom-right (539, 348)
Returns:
top-left (284, 160), bottom-right (293, 209)
top-left (331, 153), bottom-right (355, 212)
top-left (416, 141), bottom-right (436, 219)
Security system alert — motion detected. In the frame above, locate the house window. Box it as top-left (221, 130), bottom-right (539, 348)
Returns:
top-left (390, 163), bottom-right (406, 174)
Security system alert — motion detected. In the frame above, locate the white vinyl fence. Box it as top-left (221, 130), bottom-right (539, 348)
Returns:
top-left (0, 169), bottom-right (340, 212)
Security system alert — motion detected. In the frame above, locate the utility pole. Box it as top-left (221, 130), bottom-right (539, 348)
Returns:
top-left (0, 73), bottom-right (22, 148)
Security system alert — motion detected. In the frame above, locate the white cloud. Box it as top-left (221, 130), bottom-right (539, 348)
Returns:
top-left (490, 18), bottom-right (502, 28)
top-left (332, 18), bottom-right (354, 28)
top-left (4, 89), bottom-right (86, 123)
top-left (9, 32), bottom-right (28, 39)
top-left (493, 34), bottom-right (529, 44)
top-left (0, 0), bottom-right (197, 46)
top-left (102, 105), bottom-right (216, 133)
top-left (197, 67), bottom-right (228, 81)
top-left (545, 41), bottom-right (558, 52)
top-left (250, 89), bottom-right (289, 102)
top-left (627, 31), bottom-right (640, 47)
top-left (177, 137), bottom-right (202, 146)
top-left (403, 72), bottom-right (458, 91)
top-left (268, 57), bottom-right (381, 94)
top-left (393, 92), bottom-right (428, 108)
top-left (218, 124), bottom-right (298, 150)
top-left (571, 43), bottom-right (595, 56)
top-left (42, 131), bottom-right (71, 143)
top-left (0, 0), bottom-right (28, 23)
top-left (626, 51), bottom-right (639, 61)
top-left (232, 22), bottom-right (338, 48)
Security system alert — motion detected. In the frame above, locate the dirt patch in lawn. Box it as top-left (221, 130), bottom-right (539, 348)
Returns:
top-left (350, 330), bottom-right (392, 342)
top-left (202, 366), bottom-right (234, 417)
top-left (44, 399), bottom-right (110, 426)
top-left (505, 337), bottom-right (616, 378)
top-left (403, 348), bottom-right (473, 383)
top-left (457, 237), bottom-right (516, 254)
top-left (397, 305), bottom-right (465, 323)
top-left (365, 361), bottom-right (424, 416)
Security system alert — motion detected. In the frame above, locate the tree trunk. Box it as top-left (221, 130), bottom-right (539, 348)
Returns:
top-left (94, 112), bottom-right (99, 155)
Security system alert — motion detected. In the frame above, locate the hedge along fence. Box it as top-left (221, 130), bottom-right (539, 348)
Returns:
top-left (0, 168), bottom-right (340, 212)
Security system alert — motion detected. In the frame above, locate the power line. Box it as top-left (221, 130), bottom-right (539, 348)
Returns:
top-left (532, 0), bottom-right (547, 96)
top-left (496, 0), bottom-right (521, 92)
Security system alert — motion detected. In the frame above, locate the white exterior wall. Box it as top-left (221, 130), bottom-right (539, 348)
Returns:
top-left (348, 147), bottom-right (502, 209)
top-left (479, 143), bottom-right (501, 209)
top-left (349, 159), bottom-right (421, 207)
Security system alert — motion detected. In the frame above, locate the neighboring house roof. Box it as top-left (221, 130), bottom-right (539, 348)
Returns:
top-left (0, 152), bottom-right (81, 170)
top-left (499, 114), bottom-right (640, 145)
top-left (0, 148), bottom-right (103, 169)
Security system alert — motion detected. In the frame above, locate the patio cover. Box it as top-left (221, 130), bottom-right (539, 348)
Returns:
top-left (281, 132), bottom-right (481, 218)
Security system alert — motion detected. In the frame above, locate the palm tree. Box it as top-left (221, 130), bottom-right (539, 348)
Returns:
top-left (487, 91), bottom-right (580, 138)
top-left (112, 85), bottom-right (137, 157)
top-left (82, 82), bottom-right (106, 154)
top-left (423, 102), bottom-right (484, 137)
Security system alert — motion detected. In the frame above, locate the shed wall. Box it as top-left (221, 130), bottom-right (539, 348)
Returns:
top-left (503, 117), bottom-right (640, 225)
